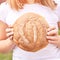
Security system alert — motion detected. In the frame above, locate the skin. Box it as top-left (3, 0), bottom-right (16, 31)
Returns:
top-left (47, 26), bottom-right (60, 48)
top-left (0, 0), bottom-right (6, 4)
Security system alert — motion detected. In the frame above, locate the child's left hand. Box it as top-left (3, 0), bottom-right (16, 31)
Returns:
top-left (46, 26), bottom-right (60, 48)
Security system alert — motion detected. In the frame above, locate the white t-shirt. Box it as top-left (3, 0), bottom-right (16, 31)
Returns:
top-left (0, 2), bottom-right (11, 22)
top-left (0, 3), bottom-right (60, 60)
top-left (54, 5), bottom-right (60, 20)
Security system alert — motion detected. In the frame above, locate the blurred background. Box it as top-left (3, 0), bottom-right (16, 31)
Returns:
top-left (0, 0), bottom-right (60, 60)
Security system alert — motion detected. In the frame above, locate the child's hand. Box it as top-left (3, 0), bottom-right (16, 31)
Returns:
top-left (46, 26), bottom-right (60, 48)
top-left (6, 25), bottom-right (13, 40)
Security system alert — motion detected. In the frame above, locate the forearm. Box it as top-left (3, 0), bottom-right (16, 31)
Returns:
top-left (0, 39), bottom-right (15, 53)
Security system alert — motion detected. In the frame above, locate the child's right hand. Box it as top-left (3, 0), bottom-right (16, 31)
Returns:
top-left (6, 25), bottom-right (13, 40)
top-left (0, 25), bottom-right (15, 53)
top-left (6, 26), bottom-right (16, 49)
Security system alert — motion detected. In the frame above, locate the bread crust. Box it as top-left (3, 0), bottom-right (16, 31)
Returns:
top-left (13, 13), bottom-right (49, 52)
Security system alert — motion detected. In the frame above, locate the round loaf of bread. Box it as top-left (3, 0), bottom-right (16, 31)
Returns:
top-left (13, 13), bottom-right (49, 52)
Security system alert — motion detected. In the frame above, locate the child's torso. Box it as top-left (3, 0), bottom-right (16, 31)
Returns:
top-left (6, 4), bottom-right (60, 60)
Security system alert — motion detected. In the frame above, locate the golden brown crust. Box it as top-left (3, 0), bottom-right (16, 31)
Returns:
top-left (13, 13), bottom-right (49, 52)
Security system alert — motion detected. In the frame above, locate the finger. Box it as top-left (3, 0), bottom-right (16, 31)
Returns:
top-left (8, 25), bottom-right (13, 28)
top-left (46, 36), bottom-right (58, 41)
top-left (6, 32), bottom-right (13, 37)
top-left (48, 40), bottom-right (57, 45)
top-left (7, 36), bottom-right (13, 40)
top-left (47, 26), bottom-right (56, 32)
top-left (6, 28), bottom-right (13, 33)
top-left (47, 29), bottom-right (58, 36)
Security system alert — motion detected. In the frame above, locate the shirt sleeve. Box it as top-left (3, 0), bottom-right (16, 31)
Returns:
top-left (0, 2), bottom-right (10, 22)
